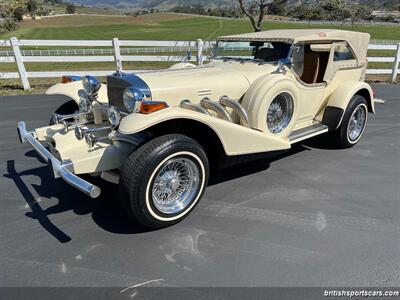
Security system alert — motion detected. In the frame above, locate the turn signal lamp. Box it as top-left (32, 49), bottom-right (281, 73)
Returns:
top-left (61, 75), bottom-right (82, 84)
top-left (139, 101), bottom-right (168, 114)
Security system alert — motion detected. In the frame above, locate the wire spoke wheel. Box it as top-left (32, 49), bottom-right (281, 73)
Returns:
top-left (347, 104), bottom-right (367, 142)
top-left (152, 157), bottom-right (200, 215)
top-left (267, 93), bottom-right (294, 134)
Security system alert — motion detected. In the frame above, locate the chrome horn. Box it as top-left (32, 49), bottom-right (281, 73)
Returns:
top-left (75, 125), bottom-right (112, 140)
top-left (62, 119), bottom-right (91, 132)
top-left (85, 133), bottom-right (110, 148)
top-left (51, 113), bottom-right (77, 125)
top-left (52, 112), bottom-right (90, 125)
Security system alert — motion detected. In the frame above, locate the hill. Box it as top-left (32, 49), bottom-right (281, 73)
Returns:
top-left (69, 0), bottom-right (231, 10)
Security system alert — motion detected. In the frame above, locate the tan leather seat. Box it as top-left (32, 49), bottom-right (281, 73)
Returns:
top-left (301, 51), bottom-right (320, 84)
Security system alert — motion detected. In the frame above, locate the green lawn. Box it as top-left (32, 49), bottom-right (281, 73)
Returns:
top-left (1, 14), bottom-right (399, 41)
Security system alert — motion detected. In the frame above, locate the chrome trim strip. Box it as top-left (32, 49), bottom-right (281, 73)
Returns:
top-left (17, 121), bottom-right (101, 199)
top-left (289, 124), bottom-right (328, 144)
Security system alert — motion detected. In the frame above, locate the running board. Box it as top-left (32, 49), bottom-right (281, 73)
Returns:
top-left (289, 124), bottom-right (328, 144)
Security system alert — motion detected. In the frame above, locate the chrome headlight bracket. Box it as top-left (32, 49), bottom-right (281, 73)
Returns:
top-left (79, 98), bottom-right (91, 113)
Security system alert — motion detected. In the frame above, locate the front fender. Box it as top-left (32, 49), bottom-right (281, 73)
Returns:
top-left (45, 81), bottom-right (109, 104)
top-left (168, 62), bottom-right (196, 69)
top-left (118, 107), bottom-right (291, 156)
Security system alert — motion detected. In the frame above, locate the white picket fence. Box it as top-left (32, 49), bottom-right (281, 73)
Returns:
top-left (0, 37), bottom-right (399, 90)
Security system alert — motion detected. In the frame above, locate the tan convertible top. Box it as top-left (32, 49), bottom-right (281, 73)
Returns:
top-left (218, 29), bottom-right (370, 61)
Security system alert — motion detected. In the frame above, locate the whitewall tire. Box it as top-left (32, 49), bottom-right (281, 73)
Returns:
top-left (119, 134), bottom-right (209, 229)
top-left (330, 95), bottom-right (368, 148)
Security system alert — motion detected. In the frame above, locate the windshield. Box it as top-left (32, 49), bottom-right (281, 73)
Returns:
top-left (214, 40), bottom-right (292, 62)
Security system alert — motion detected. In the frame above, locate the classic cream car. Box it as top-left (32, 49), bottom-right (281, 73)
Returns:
top-left (18, 29), bottom-right (377, 228)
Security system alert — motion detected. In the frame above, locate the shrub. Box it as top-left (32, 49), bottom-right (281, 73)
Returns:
top-left (0, 19), bottom-right (18, 34)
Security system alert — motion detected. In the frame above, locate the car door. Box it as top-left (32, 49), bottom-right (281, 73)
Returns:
top-left (322, 42), bottom-right (362, 101)
top-left (290, 42), bottom-right (330, 129)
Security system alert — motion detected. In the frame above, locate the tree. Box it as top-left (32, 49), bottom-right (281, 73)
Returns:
top-left (0, 19), bottom-right (18, 34)
top-left (288, 0), bottom-right (373, 23)
top-left (0, 0), bottom-right (27, 18)
top-left (235, 0), bottom-right (289, 32)
top-left (13, 6), bottom-right (25, 21)
top-left (0, 0), bottom-right (26, 33)
top-left (289, 1), bottom-right (325, 24)
top-left (319, 0), bottom-right (350, 23)
top-left (348, 3), bottom-right (372, 25)
top-left (27, 0), bottom-right (38, 16)
top-left (268, 1), bottom-right (286, 16)
top-left (65, 3), bottom-right (76, 14)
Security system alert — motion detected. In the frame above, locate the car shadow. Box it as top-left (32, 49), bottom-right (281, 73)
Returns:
top-left (4, 154), bottom-right (151, 243)
top-left (208, 143), bottom-right (309, 185)
top-left (302, 133), bottom-right (345, 150)
top-left (4, 144), bottom-right (309, 242)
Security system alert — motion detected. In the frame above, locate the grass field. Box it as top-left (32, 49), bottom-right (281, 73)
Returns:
top-left (1, 13), bottom-right (399, 94)
top-left (2, 13), bottom-right (400, 41)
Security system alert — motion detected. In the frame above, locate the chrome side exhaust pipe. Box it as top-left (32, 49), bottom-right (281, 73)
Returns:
top-left (180, 99), bottom-right (210, 115)
top-left (219, 96), bottom-right (250, 128)
top-left (200, 97), bottom-right (232, 122)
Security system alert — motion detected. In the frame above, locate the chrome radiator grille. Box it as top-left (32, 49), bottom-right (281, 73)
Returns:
top-left (106, 76), bottom-right (132, 109)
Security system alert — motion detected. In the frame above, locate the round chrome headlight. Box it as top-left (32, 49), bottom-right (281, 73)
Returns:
top-left (79, 98), bottom-right (90, 112)
top-left (123, 87), bottom-right (145, 113)
top-left (107, 107), bottom-right (121, 126)
top-left (82, 75), bottom-right (101, 95)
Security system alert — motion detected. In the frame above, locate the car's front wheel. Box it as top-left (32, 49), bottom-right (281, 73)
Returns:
top-left (329, 95), bottom-right (368, 148)
top-left (119, 134), bottom-right (209, 229)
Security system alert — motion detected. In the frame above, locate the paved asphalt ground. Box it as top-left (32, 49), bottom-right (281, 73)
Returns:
top-left (0, 85), bottom-right (399, 297)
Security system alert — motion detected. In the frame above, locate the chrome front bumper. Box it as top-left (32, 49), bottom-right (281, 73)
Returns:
top-left (17, 121), bottom-right (101, 198)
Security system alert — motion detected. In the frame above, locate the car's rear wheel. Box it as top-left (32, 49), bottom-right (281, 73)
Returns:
top-left (119, 134), bottom-right (209, 229)
top-left (330, 95), bottom-right (368, 148)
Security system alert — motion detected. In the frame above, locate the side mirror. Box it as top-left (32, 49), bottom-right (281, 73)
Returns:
top-left (276, 58), bottom-right (292, 73)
